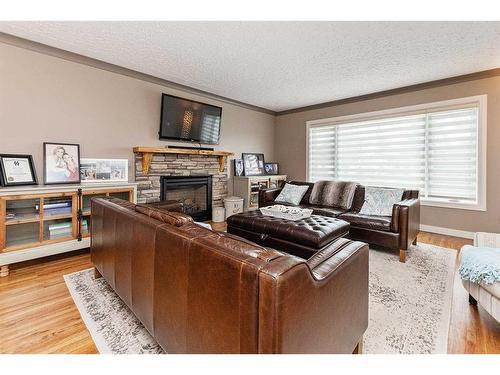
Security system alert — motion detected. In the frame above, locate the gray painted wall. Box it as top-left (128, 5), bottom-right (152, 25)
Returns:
top-left (0, 42), bottom-right (276, 195)
top-left (275, 75), bottom-right (500, 234)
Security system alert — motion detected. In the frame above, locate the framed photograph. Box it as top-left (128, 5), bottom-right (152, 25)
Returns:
top-left (264, 162), bottom-right (279, 175)
top-left (43, 142), bottom-right (81, 185)
top-left (0, 154), bottom-right (38, 187)
top-left (80, 158), bottom-right (129, 183)
top-left (242, 153), bottom-right (265, 176)
top-left (233, 159), bottom-right (244, 177)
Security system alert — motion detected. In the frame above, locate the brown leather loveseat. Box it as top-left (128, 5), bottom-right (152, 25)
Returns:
top-left (259, 181), bottom-right (420, 262)
top-left (91, 197), bottom-right (369, 354)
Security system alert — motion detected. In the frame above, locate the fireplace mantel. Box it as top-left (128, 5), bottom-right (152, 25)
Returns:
top-left (133, 146), bottom-right (234, 174)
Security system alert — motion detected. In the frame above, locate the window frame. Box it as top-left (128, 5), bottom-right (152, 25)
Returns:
top-left (306, 95), bottom-right (487, 211)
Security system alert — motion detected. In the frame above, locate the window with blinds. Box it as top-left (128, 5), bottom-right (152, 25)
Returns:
top-left (308, 98), bottom-right (485, 209)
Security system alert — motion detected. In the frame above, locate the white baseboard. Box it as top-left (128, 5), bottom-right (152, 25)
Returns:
top-left (420, 224), bottom-right (474, 239)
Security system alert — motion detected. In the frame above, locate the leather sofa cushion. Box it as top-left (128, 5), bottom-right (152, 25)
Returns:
top-left (339, 212), bottom-right (392, 232)
top-left (103, 197), bottom-right (137, 211)
top-left (310, 205), bottom-right (348, 218)
top-left (227, 211), bottom-right (350, 249)
top-left (135, 204), bottom-right (193, 227)
top-left (146, 200), bottom-right (184, 213)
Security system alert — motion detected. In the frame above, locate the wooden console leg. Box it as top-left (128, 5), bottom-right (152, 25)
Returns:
top-left (399, 249), bottom-right (407, 263)
top-left (469, 294), bottom-right (478, 306)
top-left (94, 267), bottom-right (102, 279)
top-left (353, 336), bottom-right (363, 354)
top-left (0, 265), bottom-right (9, 277)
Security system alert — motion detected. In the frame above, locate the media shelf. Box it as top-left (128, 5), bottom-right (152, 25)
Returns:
top-left (233, 175), bottom-right (287, 211)
top-left (0, 182), bottom-right (137, 277)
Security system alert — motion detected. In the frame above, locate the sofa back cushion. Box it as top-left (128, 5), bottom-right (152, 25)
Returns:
top-left (309, 181), bottom-right (359, 209)
top-left (351, 185), bottom-right (366, 212)
top-left (135, 204), bottom-right (193, 227)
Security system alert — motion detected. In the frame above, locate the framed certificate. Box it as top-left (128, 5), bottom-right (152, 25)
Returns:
top-left (0, 154), bottom-right (38, 187)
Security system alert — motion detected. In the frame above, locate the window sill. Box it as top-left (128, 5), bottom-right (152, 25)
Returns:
top-left (420, 198), bottom-right (486, 212)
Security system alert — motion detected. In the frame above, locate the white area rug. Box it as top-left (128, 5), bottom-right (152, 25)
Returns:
top-left (64, 270), bottom-right (164, 354)
top-left (64, 242), bottom-right (456, 354)
top-left (364, 243), bottom-right (456, 353)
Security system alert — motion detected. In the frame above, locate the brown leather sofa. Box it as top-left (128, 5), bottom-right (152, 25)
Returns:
top-left (91, 197), bottom-right (369, 354)
top-left (259, 181), bottom-right (420, 262)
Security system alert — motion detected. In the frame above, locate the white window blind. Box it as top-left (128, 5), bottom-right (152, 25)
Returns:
top-left (308, 103), bottom-right (481, 206)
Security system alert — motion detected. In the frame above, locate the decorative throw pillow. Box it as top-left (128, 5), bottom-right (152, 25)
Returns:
top-left (359, 186), bottom-right (404, 216)
top-left (309, 180), bottom-right (359, 209)
top-left (274, 183), bottom-right (309, 206)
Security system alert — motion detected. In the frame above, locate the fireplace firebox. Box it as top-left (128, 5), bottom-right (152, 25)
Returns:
top-left (160, 176), bottom-right (212, 221)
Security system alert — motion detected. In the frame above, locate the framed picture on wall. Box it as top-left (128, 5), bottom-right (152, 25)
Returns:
top-left (43, 142), bottom-right (81, 185)
top-left (0, 154), bottom-right (38, 187)
top-left (242, 153), bottom-right (265, 176)
top-left (80, 158), bottom-right (129, 183)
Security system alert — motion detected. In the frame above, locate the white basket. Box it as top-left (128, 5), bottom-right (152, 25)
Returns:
top-left (259, 205), bottom-right (313, 221)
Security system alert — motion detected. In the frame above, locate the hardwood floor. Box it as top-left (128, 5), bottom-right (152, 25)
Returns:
top-left (0, 251), bottom-right (97, 354)
top-left (425, 233), bottom-right (500, 354)
top-left (0, 232), bottom-right (498, 354)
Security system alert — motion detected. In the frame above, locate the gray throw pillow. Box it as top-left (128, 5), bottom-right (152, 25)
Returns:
top-left (359, 186), bottom-right (404, 216)
top-left (274, 183), bottom-right (309, 206)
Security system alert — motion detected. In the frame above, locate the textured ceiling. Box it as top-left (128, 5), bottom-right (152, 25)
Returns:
top-left (1, 21), bottom-right (500, 112)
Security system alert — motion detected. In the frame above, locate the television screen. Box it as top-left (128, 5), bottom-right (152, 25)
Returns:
top-left (159, 94), bottom-right (222, 145)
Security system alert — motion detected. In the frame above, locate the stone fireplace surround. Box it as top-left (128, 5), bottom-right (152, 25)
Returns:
top-left (135, 152), bottom-right (228, 209)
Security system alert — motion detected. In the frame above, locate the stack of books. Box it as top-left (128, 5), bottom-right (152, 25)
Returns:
top-left (48, 222), bottom-right (72, 239)
top-left (48, 221), bottom-right (88, 239)
top-left (37, 201), bottom-right (72, 217)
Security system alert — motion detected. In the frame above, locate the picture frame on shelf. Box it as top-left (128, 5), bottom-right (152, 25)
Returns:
top-left (80, 158), bottom-right (129, 183)
top-left (264, 162), bottom-right (279, 175)
top-left (233, 159), bottom-right (244, 177)
top-left (242, 153), bottom-right (265, 176)
top-left (43, 142), bottom-right (81, 185)
top-left (0, 154), bottom-right (38, 187)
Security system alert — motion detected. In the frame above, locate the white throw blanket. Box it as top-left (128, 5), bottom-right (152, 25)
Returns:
top-left (459, 245), bottom-right (500, 285)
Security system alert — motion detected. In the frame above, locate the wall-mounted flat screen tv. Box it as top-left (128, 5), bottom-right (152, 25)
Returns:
top-left (159, 93), bottom-right (222, 145)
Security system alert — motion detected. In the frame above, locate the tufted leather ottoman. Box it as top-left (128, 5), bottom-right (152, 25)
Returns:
top-left (226, 211), bottom-right (350, 259)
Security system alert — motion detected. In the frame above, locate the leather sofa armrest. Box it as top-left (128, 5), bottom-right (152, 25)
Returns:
top-left (258, 187), bottom-right (282, 207)
top-left (392, 199), bottom-right (420, 248)
top-left (306, 238), bottom-right (368, 281)
top-left (258, 238), bottom-right (369, 353)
